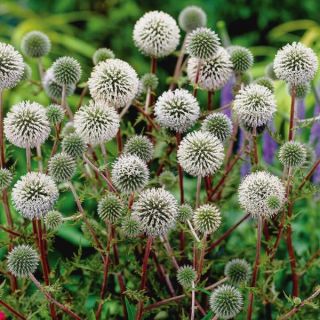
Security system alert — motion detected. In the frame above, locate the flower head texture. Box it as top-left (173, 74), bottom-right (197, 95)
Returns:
top-left (4, 101), bottom-right (50, 148)
top-left (48, 152), bottom-right (76, 182)
top-left (7, 245), bottom-right (39, 278)
top-left (21, 31), bottom-right (51, 58)
top-left (141, 73), bottom-right (159, 92)
top-left (132, 188), bottom-right (178, 237)
top-left (279, 141), bottom-right (307, 168)
top-left (193, 204), bottom-right (221, 234)
top-left (93, 48), bottom-right (115, 65)
top-left (74, 100), bottom-right (120, 146)
top-left (97, 193), bottom-right (125, 223)
top-left (201, 113), bottom-right (233, 142)
top-left (178, 6), bottom-right (207, 33)
top-left (52, 56), bottom-right (82, 85)
top-left (155, 89), bottom-right (200, 133)
top-left (265, 62), bottom-right (278, 80)
top-left (62, 133), bottom-right (87, 158)
top-left (228, 46), bottom-right (253, 73)
top-left (209, 284), bottom-right (243, 319)
top-left (224, 259), bottom-right (252, 285)
top-left (177, 204), bottom-right (193, 222)
top-left (44, 210), bottom-right (63, 231)
top-left (289, 82), bottom-right (310, 99)
top-left (123, 135), bottom-right (154, 162)
top-left (0, 168), bottom-right (13, 190)
top-left (233, 84), bottom-right (276, 128)
top-left (177, 131), bottom-right (224, 177)
top-left (238, 171), bottom-right (285, 219)
top-left (159, 170), bottom-right (176, 189)
top-left (121, 215), bottom-right (142, 237)
top-left (61, 121), bottom-right (75, 137)
top-left (0, 42), bottom-right (24, 89)
top-left (46, 104), bottom-right (64, 125)
top-left (187, 47), bottom-right (233, 91)
top-left (133, 11), bottom-right (180, 58)
top-left (111, 154), bottom-right (149, 194)
top-left (255, 77), bottom-right (274, 92)
top-left (12, 172), bottom-right (59, 220)
top-left (177, 265), bottom-right (196, 288)
top-left (273, 42), bottom-right (318, 85)
top-left (21, 63), bottom-right (32, 81)
top-left (88, 58), bottom-right (139, 108)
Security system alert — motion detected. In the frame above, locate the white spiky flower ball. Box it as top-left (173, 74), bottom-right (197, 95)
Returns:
top-left (46, 104), bottom-right (64, 125)
top-left (193, 204), bottom-right (221, 234)
top-left (187, 47), bottom-right (233, 91)
top-left (52, 56), bottom-right (82, 85)
top-left (4, 101), bottom-right (50, 148)
top-left (12, 172), bottom-right (59, 220)
top-left (279, 141), bottom-right (307, 168)
top-left (48, 152), bottom-right (76, 182)
top-left (62, 132), bottom-right (87, 159)
top-left (74, 100), bottom-right (120, 146)
top-left (132, 188), bottom-right (178, 237)
top-left (133, 11), bottom-right (180, 58)
top-left (201, 113), bottom-right (233, 142)
top-left (123, 135), bottom-right (154, 162)
top-left (177, 131), bottom-right (224, 177)
top-left (178, 6), bottom-right (207, 33)
top-left (88, 58), bottom-right (139, 108)
top-left (0, 42), bottom-right (24, 89)
top-left (233, 84), bottom-right (276, 128)
top-left (224, 258), bottom-right (252, 285)
top-left (228, 45), bottom-right (254, 73)
top-left (273, 42), bottom-right (318, 85)
top-left (0, 168), bottom-right (13, 191)
top-left (238, 171), bottom-right (286, 219)
top-left (21, 31), bottom-right (51, 58)
top-left (155, 89), bottom-right (200, 133)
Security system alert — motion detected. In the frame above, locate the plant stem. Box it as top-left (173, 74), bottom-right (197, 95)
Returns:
top-left (298, 158), bottom-right (320, 190)
top-left (197, 233), bottom-right (207, 280)
top-left (160, 236), bottom-right (179, 270)
top-left (191, 281), bottom-right (195, 320)
top-left (36, 145), bottom-right (43, 172)
top-left (207, 91), bottom-right (214, 111)
top-left (176, 132), bottom-right (184, 204)
top-left (77, 85), bottom-right (88, 110)
top-left (196, 176), bottom-right (202, 208)
top-left (170, 36), bottom-right (187, 90)
top-left (252, 127), bottom-right (258, 166)
top-left (193, 61), bottom-right (202, 97)
top-left (0, 90), bottom-right (5, 167)
top-left (61, 84), bottom-right (73, 120)
top-left (0, 300), bottom-right (26, 320)
top-left (48, 124), bottom-right (61, 160)
top-left (26, 146), bottom-right (32, 172)
top-left (116, 128), bottom-right (123, 154)
top-left (289, 86), bottom-right (296, 141)
top-left (187, 219), bottom-right (201, 242)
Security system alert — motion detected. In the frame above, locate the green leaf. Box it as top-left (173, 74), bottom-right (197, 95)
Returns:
top-left (201, 311), bottom-right (214, 320)
top-left (57, 224), bottom-right (91, 247)
top-left (125, 297), bottom-right (137, 320)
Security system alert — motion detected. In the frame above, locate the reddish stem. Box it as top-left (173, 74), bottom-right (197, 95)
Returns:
top-left (193, 61), bottom-right (201, 97)
top-left (207, 91), bottom-right (214, 111)
top-left (176, 132), bottom-right (184, 204)
top-left (116, 129), bottom-right (123, 154)
top-left (289, 87), bottom-right (296, 141)
top-left (298, 158), bottom-right (320, 190)
top-left (0, 300), bottom-right (26, 320)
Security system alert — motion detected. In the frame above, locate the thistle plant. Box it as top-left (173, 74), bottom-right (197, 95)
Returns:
top-left (21, 31), bottom-right (51, 58)
top-left (61, 132), bottom-right (87, 158)
top-left (177, 265), bottom-right (196, 288)
top-left (123, 135), bottom-right (154, 162)
top-left (0, 168), bottom-right (13, 190)
top-left (201, 113), bottom-right (233, 142)
top-left (48, 152), bottom-right (76, 182)
top-left (97, 193), bottom-right (125, 223)
top-left (92, 47), bottom-right (115, 65)
top-left (228, 45), bottom-right (254, 74)
top-left (178, 6), bottom-right (207, 33)
top-left (44, 210), bottom-right (63, 231)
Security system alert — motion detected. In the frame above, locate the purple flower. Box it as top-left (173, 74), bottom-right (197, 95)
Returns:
top-left (220, 76), bottom-right (234, 117)
top-left (262, 122), bottom-right (278, 164)
top-left (311, 103), bottom-right (320, 183)
top-left (239, 129), bottom-right (251, 176)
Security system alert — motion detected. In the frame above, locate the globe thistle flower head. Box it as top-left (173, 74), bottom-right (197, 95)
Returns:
top-left (193, 204), bottom-right (221, 234)
top-left (97, 193), bottom-right (125, 223)
top-left (177, 131), bottom-right (224, 177)
top-left (0, 168), bottom-right (13, 190)
top-left (178, 6), bottom-right (207, 33)
top-left (7, 245), bottom-right (39, 278)
top-left (177, 265), bottom-right (196, 288)
top-left (61, 121), bottom-right (76, 137)
top-left (233, 84), bottom-right (276, 128)
top-left (238, 171), bottom-right (285, 219)
top-left (46, 104), bottom-right (64, 125)
top-left (21, 63), bottom-right (32, 81)
top-left (267, 195), bottom-right (282, 211)
top-left (155, 89), bottom-right (200, 133)
top-left (141, 73), bottom-right (159, 93)
top-left (21, 31), bottom-right (51, 58)
top-left (132, 188), bottom-right (178, 237)
top-left (177, 204), bottom-right (193, 222)
top-left (265, 62), bottom-right (278, 80)
top-left (93, 48), bottom-right (115, 65)
top-left (0, 42), bottom-right (24, 89)
top-left (44, 210), bottom-right (63, 231)
top-left (254, 77), bottom-right (274, 92)
top-left (88, 58), bottom-right (139, 108)
top-left (279, 141), bottom-right (307, 168)
top-left (209, 284), bottom-right (243, 319)
top-left (123, 135), bottom-right (154, 162)
top-left (228, 46), bottom-right (254, 73)
top-left (186, 27), bottom-right (220, 60)
top-left (74, 100), bottom-right (120, 146)
top-left (48, 152), bottom-right (76, 182)
top-left (121, 215), bottom-right (141, 237)
top-left (289, 82), bottom-right (310, 99)
top-left (201, 113), bottom-right (233, 142)
top-left (62, 132), bottom-right (87, 158)
top-left (111, 154), bottom-right (149, 194)
top-left (159, 170), bottom-right (176, 189)
top-left (52, 56), bottom-right (82, 85)
top-left (224, 259), bottom-right (251, 285)
top-left (133, 11), bottom-right (180, 58)
top-left (4, 101), bottom-right (50, 148)
top-left (273, 42), bottom-right (318, 85)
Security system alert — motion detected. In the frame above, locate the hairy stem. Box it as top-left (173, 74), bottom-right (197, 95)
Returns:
top-left (0, 300), bottom-right (26, 320)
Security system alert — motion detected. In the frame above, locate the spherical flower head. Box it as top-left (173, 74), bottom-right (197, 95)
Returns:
top-left (141, 73), bottom-right (159, 93)
top-left (62, 132), bottom-right (87, 158)
top-left (21, 63), bottom-right (32, 81)
top-left (209, 284), bottom-right (243, 319)
top-left (44, 210), bottom-right (63, 231)
top-left (228, 46), bottom-right (254, 73)
top-left (7, 245), bottom-right (39, 278)
top-left (178, 6), bottom-right (207, 33)
top-left (177, 131), bottom-right (224, 177)
top-left (0, 42), bottom-right (24, 89)
top-left (121, 215), bottom-right (141, 237)
top-left (0, 168), bottom-right (13, 190)
top-left (201, 113), bottom-right (233, 142)
top-left (265, 62), bottom-right (278, 80)
top-left (155, 89), bottom-right (200, 133)
top-left (254, 77), bottom-right (274, 92)
top-left (289, 82), bottom-right (310, 99)
top-left (238, 171), bottom-right (285, 219)
top-left (97, 193), bottom-right (125, 223)
top-left (186, 27), bottom-right (220, 60)
top-left (133, 11), bottom-right (180, 58)
top-left (267, 195), bottom-right (282, 211)
top-left (111, 154), bottom-right (149, 194)
top-left (88, 58), bottom-right (139, 108)
top-left (159, 170), bottom-right (176, 189)
top-left (233, 84), bottom-right (276, 128)
top-left (48, 152), bottom-right (76, 183)
top-left (21, 31), bottom-right (51, 58)
top-left (177, 204), bottom-right (193, 222)
top-left (193, 204), bottom-right (221, 234)
top-left (123, 135), bottom-right (154, 162)
top-left (224, 259), bottom-right (251, 285)
top-left (52, 56), bottom-right (81, 85)
top-left (177, 265), bottom-right (196, 288)
top-left (93, 48), bottom-right (115, 65)
top-left (46, 104), bottom-right (64, 125)
top-left (279, 141), bottom-right (307, 168)
top-left (132, 188), bottom-right (178, 237)
top-left (61, 121), bottom-right (76, 137)
top-left (187, 47), bottom-right (233, 91)
top-left (4, 101), bottom-right (50, 148)
top-left (74, 100), bottom-right (120, 146)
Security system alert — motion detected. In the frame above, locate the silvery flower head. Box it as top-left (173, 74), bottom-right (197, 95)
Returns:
top-left (187, 47), bottom-right (233, 91)
top-left (0, 168), bottom-right (13, 191)
top-left (88, 58), bottom-right (139, 108)
top-left (97, 193), bottom-right (125, 223)
top-left (177, 265), bottom-right (196, 288)
top-left (74, 100), bottom-right (120, 146)
top-left (21, 31), bottom-right (51, 58)
top-left (224, 258), bottom-right (252, 285)
top-left (48, 152), bottom-right (76, 182)
top-left (133, 11), bottom-right (180, 58)
top-left (238, 171), bottom-right (286, 219)
top-left (0, 42), bottom-right (24, 89)
top-left (132, 187), bottom-right (178, 237)
top-left (201, 113), bottom-right (233, 142)
top-left (273, 42), bottom-right (318, 85)
top-left (155, 89), bottom-right (200, 133)
top-left (227, 45), bottom-right (254, 73)
top-left (52, 56), bottom-right (82, 85)
top-left (178, 6), bottom-right (207, 33)
top-left (193, 204), bottom-right (221, 234)
top-left (44, 210), bottom-right (63, 231)
top-left (4, 101), bottom-right (50, 148)
top-left (12, 172), bottom-right (59, 220)
top-left (92, 48), bottom-right (115, 65)
top-left (278, 141), bottom-right (307, 168)
top-left (233, 84), bottom-right (276, 128)
top-left (123, 135), bottom-right (154, 162)
top-left (177, 131), bottom-right (224, 177)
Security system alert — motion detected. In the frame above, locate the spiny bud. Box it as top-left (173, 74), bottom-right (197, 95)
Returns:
top-left (193, 204), bottom-right (221, 234)
top-left (120, 215), bottom-right (141, 238)
top-left (159, 170), bottom-right (176, 189)
top-left (0, 168), bottom-right (13, 190)
top-left (123, 135), bottom-right (154, 162)
top-left (254, 77), bottom-right (274, 92)
top-left (177, 204), bottom-right (193, 222)
top-left (21, 31), bottom-right (51, 58)
top-left (228, 46), bottom-right (254, 73)
top-left (288, 82), bottom-right (310, 99)
top-left (48, 152), bottom-right (76, 182)
top-left (62, 132), bottom-right (87, 159)
top-left (177, 265), bottom-right (196, 288)
top-left (44, 210), bottom-right (63, 231)
top-left (201, 113), bottom-right (233, 142)
top-left (278, 141), bottom-right (307, 168)
top-left (52, 56), bottom-right (82, 85)
top-left (224, 259), bottom-right (251, 285)
top-left (178, 6), bottom-right (207, 33)
top-left (46, 104), bottom-right (64, 125)
top-left (93, 48), bottom-right (115, 65)
top-left (97, 193), bottom-right (125, 223)
top-left (141, 73), bottom-right (159, 93)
